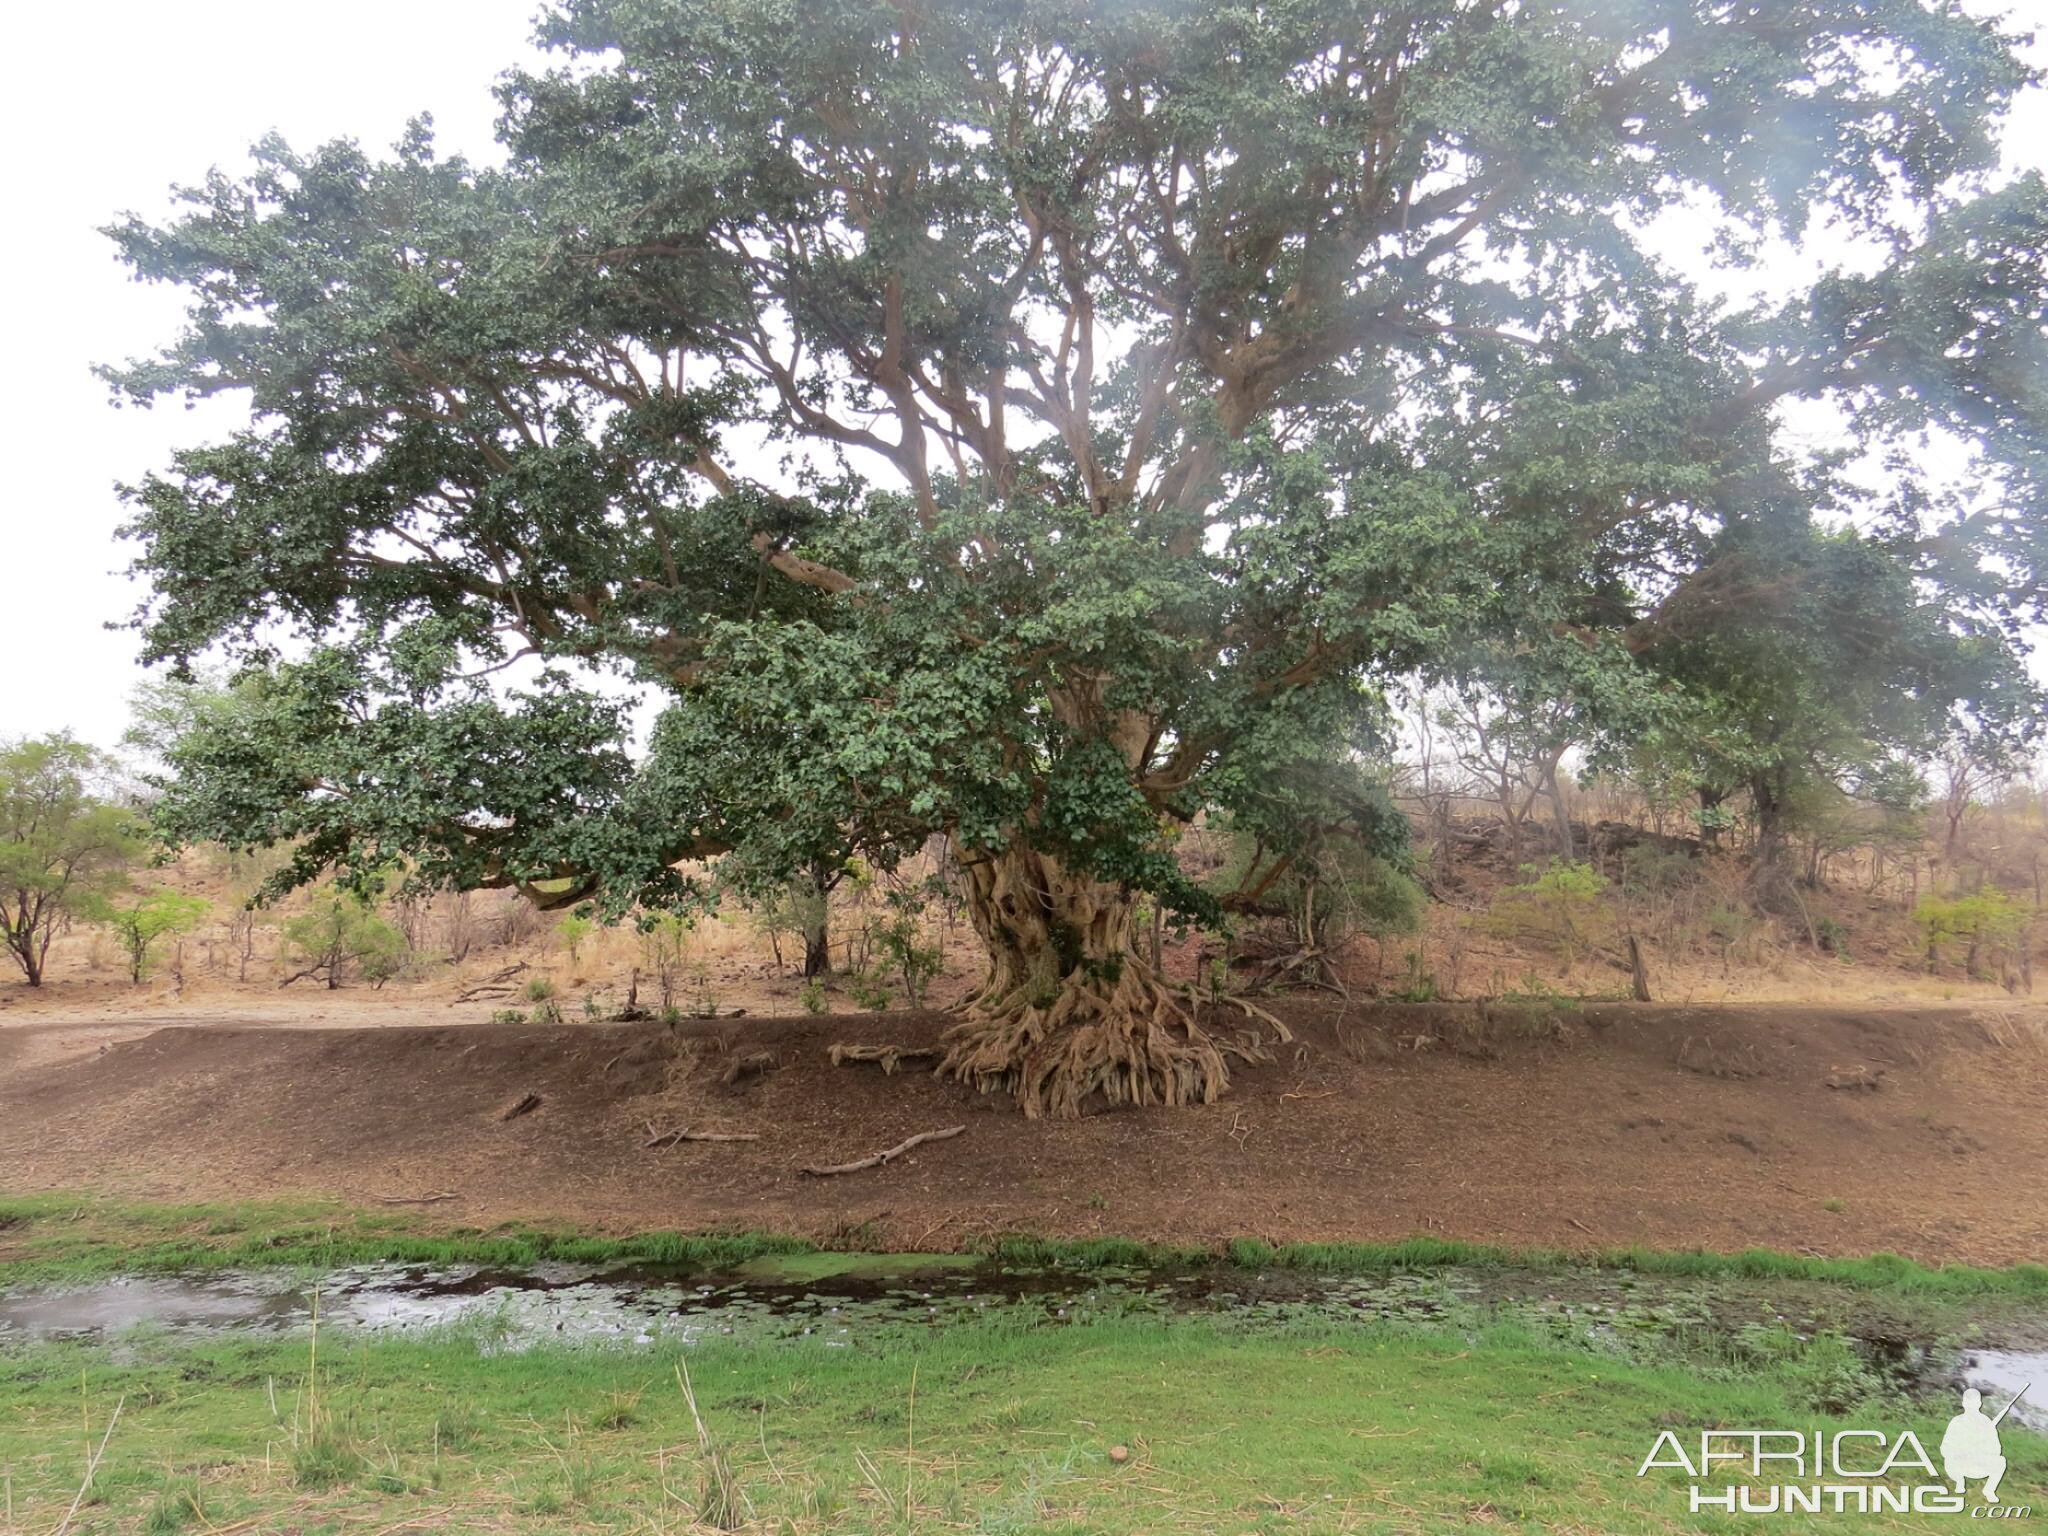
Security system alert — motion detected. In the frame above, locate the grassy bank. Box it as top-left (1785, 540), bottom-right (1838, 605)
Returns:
top-left (3, 1309), bottom-right (2039, 1535)
top-left (6, 1193), bottom-right (2048, 1296)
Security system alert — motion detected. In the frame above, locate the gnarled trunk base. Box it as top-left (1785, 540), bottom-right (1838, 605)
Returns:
top-left (940, 961), bottom-right (1274, 1119)
top-left (936, 841), bottom-right (1286, 1118)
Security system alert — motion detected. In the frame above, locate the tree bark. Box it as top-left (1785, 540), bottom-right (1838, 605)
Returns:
top-left (801, 857), bottom-right (835, 978)
top-left (802, 923), bottom-right (832, 979)
top-left (936, 839), bottom-right (1280, 1118)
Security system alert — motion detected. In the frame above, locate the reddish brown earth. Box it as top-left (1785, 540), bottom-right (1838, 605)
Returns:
top-left (2, 1001), bottom-right (2044, 1263)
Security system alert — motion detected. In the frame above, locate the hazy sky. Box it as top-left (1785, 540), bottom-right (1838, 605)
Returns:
top-left (3, 2), bottom-right (2043, 753)
top-left (1, 2), bottom-right (545, 751)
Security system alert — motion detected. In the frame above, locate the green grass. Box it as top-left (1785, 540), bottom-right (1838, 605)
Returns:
top-left (0, 1193), bottom-right (812, 1285)
top-left (7, 1193), bottom-right (2048, 1296)
top-left (0, 1309), bottom-right (2038, 1534)
top-left (5, 1195), bottom-right (2044, 1531)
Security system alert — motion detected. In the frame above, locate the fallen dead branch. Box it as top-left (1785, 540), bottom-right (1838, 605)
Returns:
top-left (802, 1124), bottom-right (964, 1176)
top-left (644, 1121), bottom-right (762, 1148)
top-left (377, 1191), bottom-right (460, 1205)
top-left (498, 1092), bottom-right (542, 1121)
top-left (827, 1042), bottom-right (939, 1074)
top-left (453, 962), bottom-right (530, 1005)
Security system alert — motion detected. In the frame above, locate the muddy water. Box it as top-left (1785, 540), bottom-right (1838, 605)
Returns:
top-left (3, 1255), bottom-right (2043, 1417)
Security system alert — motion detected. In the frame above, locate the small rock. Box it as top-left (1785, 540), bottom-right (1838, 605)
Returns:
top-left (1108, 1445), bottom-right (1130, 1464)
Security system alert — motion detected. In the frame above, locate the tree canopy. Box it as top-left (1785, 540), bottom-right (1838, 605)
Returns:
top-left (110, 0), bottom-right (2047, 1112)
top-left (0, 736), bottom-right (142, 986)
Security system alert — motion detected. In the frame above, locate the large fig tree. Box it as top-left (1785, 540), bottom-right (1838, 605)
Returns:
top-left (111, 0), bottom-right (2045, 1113)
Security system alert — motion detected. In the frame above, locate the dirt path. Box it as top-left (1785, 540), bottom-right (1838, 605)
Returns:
top-left (3, 1000), bottom-right (2044, 1264)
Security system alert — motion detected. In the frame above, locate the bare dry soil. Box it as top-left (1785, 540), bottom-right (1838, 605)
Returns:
top-left (3, 1000), bottom-right (2044, 1264)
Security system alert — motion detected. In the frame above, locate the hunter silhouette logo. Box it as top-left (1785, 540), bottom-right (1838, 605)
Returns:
top-left (1942, 1386), bottom-right (2024, 1505)
top-left (1637, 1383), bottom-right (2033, 1517)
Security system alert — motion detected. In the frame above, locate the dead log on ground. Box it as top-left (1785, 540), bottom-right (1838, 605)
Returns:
top-left (455, 963), bottom-right (530, 1005)
top-left (802, 1124), bottom-right (965, 1176)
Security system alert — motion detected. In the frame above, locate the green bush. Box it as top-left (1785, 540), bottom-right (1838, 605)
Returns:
top-left (282, 887), bottom-right (406, 988)
top-left (98, 887), bottom-right (209, 982)
top-left (1487, 860), bottom-right (1612, 967)
top-left (555, 914), bottom-right (594, 962)
top-left (1915, 885), bottom-right (2027, 977)
top-left (848, 970), bottom-right (893, 1011)
top-left (876, 911), bottom-right (943, 1009)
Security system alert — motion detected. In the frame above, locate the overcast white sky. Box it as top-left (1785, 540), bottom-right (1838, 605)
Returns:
top-left (1, 2), bottom-right (2042, 754)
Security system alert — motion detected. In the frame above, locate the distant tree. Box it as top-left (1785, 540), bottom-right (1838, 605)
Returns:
top-left (1213, 757), bottom-right (1417, 991)
top-left (0, 736), bottom-right (142, 986)
top-left (280, 887), bottom-right (406, 989)
top-left (1934, 742), bottom-right (2012, 879)
top-left (99, 887), bottom-right (210, 983)
top-left (122, 671), bottom-right (266, 767)
top-left (111, 0), bottom-right (2048, 1113)
top-left (1621, 524), bottom-right (2036, 915)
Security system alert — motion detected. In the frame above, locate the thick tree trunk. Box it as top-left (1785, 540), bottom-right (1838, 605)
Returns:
top-left (1749, 778), bottom-right (1788, 887)
top-left (802, 923), bottom-right (832, 979)
top-left (1748, 776), bottom-right (1818, 946)
top-left (937, 840), bottom-right (1281, 1118)
top-left (6, 919), bottom-right (47, 986)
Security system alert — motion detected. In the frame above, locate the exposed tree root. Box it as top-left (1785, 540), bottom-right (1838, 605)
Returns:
top-left (828, 1043), bottom-right (940, 1074)
top-left (938, 963), bottom-right (1284, 1119)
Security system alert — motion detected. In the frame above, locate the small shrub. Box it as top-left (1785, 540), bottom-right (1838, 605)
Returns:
top-left (1619, 844), bottom-right (1698, 896)
top-left (798, 979), bottom-right (829, 1014)
top-left (142, 1482), bottom-right (209, 1535)
top-left (848, 970), bottom-right (893, 1011)
top-left (491, 1008), bottom-right (527, 1025)
top-left (292, 1420), bottom-right (365, 1489)
top-left (555, 913), bottom-right (594, 963)
top-left (432, 1400), bottom-right (484, 1452)
top-left (638, 913), bottom-right (696, 1014)
top-left (1782, 1333), bottom-right (1884, 1416)
top-left (1486, 860), bottom-right (1612, 967)
top-left (525, 977), bottom-right (556, 1002)
top-left (530, 999), bottom-right (563, 1025)
top-left (687, 958), bottom-right (719, 1016)
top-left (1704, 900), bottom-right (1763, 966)
top-left (876, 911), bottom-right (943, 1008)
